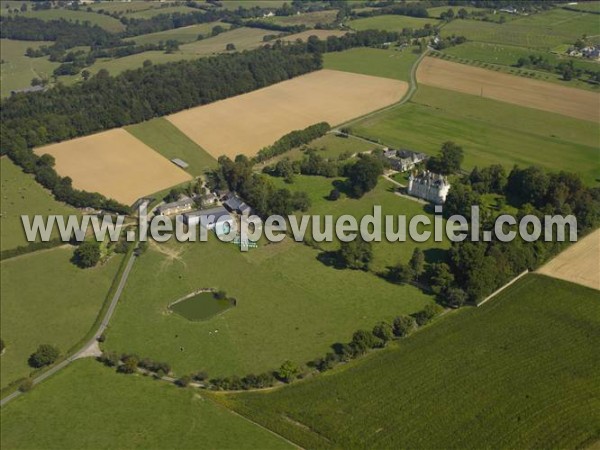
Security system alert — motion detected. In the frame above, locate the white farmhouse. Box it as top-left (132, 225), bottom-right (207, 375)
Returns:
top-left (407, 171), bottom-right (451, 204)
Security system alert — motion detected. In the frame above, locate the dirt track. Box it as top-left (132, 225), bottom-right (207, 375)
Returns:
top-left (416, 57), bottom-right (600, 123)
top-left (167, 69), bottom-right (407, 158)
top-left (537, 228), bottom-right (600, 290)
top-left (35, 129), bottom-right (192, 204)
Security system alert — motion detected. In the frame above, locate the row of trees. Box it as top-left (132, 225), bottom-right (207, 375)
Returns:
top-left (515, 55), bottom-right (600, 83)
top-left (254, 122), bottom-right (331, 163)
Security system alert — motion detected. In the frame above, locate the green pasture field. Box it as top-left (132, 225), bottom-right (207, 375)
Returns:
top-left (564, 2), bottom-right (600, 13)
top-left (125, 22), bottom-right (229, 45)
top-left (266, 10), bottom-right (338, 27)
top-left (21, 8), bottom-right (125, 33)
top-left (256, 133), bottom-right (377, 170)
top-left (323, 46), bottom-right (421, 82)
top-left (104, 232), bottom-right (433, 379)
top-left (87, 1), bottom-right (158, 13)
top-left (0, 158), bottom-right (79, 251)
top-left (77, 27), bottom-right (271, 78)
top-left (442, 9), bottom-right (600, 49)
top-left (0, 359), bottom-right (291, 449)
top-left (219, 1), bottom-right (287, 10)
top-left (125, 117), bottom-right (216, 177)
top-left (349, 14), bottom-right (440, 32)
top-left (0, 39), bottom-right (59, 97)
top-left (0, 247), bottom-right (124, 389)
top-left (350, 86), bottom-right (600, 185)
top-left (268, 175), bottom-right (449, 271)
top-left (426, 5), bottom-right (485, 18)
top-left (222, 274), bottom-right (600, 449)
top-left (123, 5), bottom-right (198, 19)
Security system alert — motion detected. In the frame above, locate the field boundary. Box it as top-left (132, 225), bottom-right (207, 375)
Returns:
top-left (477, 270), bottom-right (529, 307)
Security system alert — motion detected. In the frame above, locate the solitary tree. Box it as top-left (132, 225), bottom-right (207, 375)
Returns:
top-left (226, 43), bottom-right (236, 51)
top-left (277, 360), bottom-right (298, 383)
top-left (73, 241), bottom-right (101, 268)
top-left (339, 239), bottom-right (373, 270)
top-left (28, 344), bottom-right (60, 368)
top-left (347, 155), bottom-right (383, 197)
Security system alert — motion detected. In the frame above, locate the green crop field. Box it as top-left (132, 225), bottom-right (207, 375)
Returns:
top-left (87, 1), bottom-right (158, 13)
top-left (442, 9), bottom-right (600, 49)
top-left (21, 9), bottom-right (125, 33)
top-left (125, 118), bottom-right (217, 177)
top-left (350, 86), bottom-right (600, 185)
top-left (323, 46), bottom-right (421, 82)
top-left (268, 176), bottom-right (449, 271)
top-left (0, 248), bottom-right (124, 389)
top-left (222, 274), bottom-right (600, 449)
top-left (0, 359), bottom-right (292, 449)
top-left (349, 14), bottom-right (440, 32)
top-left (0, 158), bottom-right (79, 251)
top-left (0, 39), bottom-right (60, 97)
top-left (104, 230), bottom-right (433, 380)
top-left (126, 22), bottom-right (229, 45)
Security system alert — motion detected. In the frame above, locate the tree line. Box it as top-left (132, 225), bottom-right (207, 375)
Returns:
top-left (254, 122), bottom-right (331, 163)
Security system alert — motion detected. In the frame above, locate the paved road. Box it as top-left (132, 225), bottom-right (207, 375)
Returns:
top-left (0, 248), bottom-right (138, 407)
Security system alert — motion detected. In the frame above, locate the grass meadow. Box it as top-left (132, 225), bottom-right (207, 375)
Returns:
top-left (0, 157), bottom-right (79, 251)
top-left (0, 248), bottom-right (123, 389)
top-left (125, 22), bottom-right (229, 46)
top-left (104, 229), bottom-right (433, 380)
top-left (125, 117), bottom-right (217, 177)
top-left (0, 359), bottom-right (292, 449)
top-left (350, 86), bottom-right (600, 185)
top-left (122, 5), bottom-right (198, 19)
top-left (0, 39), bottom-right (60, 97)
top-left (266, 10), bottom-right (338, 27)
top-left (20, 8), bottom-right (125, 33)
top-left (222, 274), bottom-right (600, 449)
top-left (323, 46), bottom-right (421, 82)
top-left (442, 9), bottom-right (599, 49)
top-left (349, 14), bottom-right (440, 32)
top-left (78, 27), bottom-right (272, 78)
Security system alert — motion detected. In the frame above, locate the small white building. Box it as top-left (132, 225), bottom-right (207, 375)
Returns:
top-left (407, 171), bottom-right (451, 204)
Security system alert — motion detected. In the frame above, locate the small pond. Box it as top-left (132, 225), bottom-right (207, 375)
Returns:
top-left (169, 292), bottom-right (234, 321)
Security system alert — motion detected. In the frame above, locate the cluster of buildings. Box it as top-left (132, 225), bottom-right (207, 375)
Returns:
top-left (383, 148), bottom-right (428, 172)
top-left (382, 147), bottom-right (451, 204)
top-left (155, 190), bottom-right (252, 236)
top-left (567, 45), bottom-right (600, 60)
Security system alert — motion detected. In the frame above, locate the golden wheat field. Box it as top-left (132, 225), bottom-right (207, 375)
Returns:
top-left (166, 69), bottom-right (407, 158)
top-left (35, 129), bottom-right (192, 204)
top-left (417, 57), bottom-right (600, 123)
top-left (537, 228), bottom-right (600, 290)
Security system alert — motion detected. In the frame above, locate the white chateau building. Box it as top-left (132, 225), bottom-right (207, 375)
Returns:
top-left (407, 171), bottom-right (451, 204)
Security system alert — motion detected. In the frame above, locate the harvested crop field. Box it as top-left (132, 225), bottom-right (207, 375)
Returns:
top-left (34, 129), bottom-right (192, 205)
top-left (537, 228), bottom-right (600, 290)
top-left (416, 57), bottom-right (599, 122)
top-left (167, 69), bottom-right (407, 158)
top-left (281, 29), bottom-right (348, 42)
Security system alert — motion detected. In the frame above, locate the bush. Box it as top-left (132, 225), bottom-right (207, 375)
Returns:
top-left (351, 329), bottom-right (382, 355)
top-left (98, 351), bottom-right (119, 367)
top-left (372, 322), bottom-right (394, 345)
top-left (176, 375), bottom-right (192, 387)
top-left (393, 315), bottom-right (416, 337)
top-left (28, 344), bottom-right (60, 368)
top-left (277, 360), bottom-right (299, 383)
top-left (118, 355), bottom-right (139, 374)
top-left (19, 378), bottom-right (34, 392)
top-left (73, 241), bottom-right (101, 268)
top-left (193, 371), bottom-right (209, 382)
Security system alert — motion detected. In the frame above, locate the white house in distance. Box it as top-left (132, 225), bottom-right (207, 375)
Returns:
top-left (183, 206), bottom-right (234, 236)
top-left (407, 171), bottom-right (451, 204)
